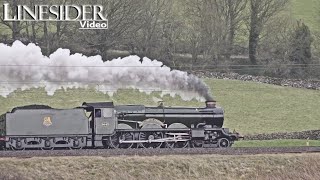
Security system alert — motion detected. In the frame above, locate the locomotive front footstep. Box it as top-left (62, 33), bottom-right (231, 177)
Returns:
top-left (0, 101), bottom-right (243, 150)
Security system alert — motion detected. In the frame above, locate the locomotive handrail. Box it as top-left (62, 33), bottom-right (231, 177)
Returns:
top-left (196, 123), bottom-right (206, 128)
top-left (118, 119), bottom-right (142, 125)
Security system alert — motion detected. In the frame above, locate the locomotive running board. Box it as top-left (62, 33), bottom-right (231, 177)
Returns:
top-left (119, 135), bottom-right (190, 144)
top-left (117, 128), bottom-right (191, 132)
top-left (119, 139), bottom-right (189, 144)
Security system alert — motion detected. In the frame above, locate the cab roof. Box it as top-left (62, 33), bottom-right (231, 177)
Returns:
top-left (82, 102), bottom-right (114, 109)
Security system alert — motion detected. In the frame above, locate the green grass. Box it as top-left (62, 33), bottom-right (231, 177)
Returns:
top-left (235, 139), bottom-right (320, 147)
top-left (206, 79), bottom-right (320, 134)
top-left (0, 78), bottom-right (319, 135)
top-left (291, 0), bottom-right (319, 32)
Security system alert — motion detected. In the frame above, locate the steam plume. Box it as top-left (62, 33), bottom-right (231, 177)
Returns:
top-left (0, 41), bottom-right (213, 101)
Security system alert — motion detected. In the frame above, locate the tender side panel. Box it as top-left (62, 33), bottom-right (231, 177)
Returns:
top-left (6, 109), bottom-right (89, 136)
top-left (0, 114), bottom-right (6, 149)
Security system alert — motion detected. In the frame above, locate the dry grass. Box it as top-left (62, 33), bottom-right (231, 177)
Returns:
top-left (0, 154), bottom-right (320, 180)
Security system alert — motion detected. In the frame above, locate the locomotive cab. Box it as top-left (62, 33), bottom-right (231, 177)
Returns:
top-left (82, 102), bottom-right (116, 147)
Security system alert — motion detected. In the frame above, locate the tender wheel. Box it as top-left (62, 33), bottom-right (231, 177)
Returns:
top-left (11, 139), bottom-right (25, 151)
top-left (217, 138), bottom-right (230, 148)
top-left (139, 123), bottom-right (163, 148)
top-left (11, 145), bottom-right (25, 151)
top-left (41, 139), bottom-right (54, 150)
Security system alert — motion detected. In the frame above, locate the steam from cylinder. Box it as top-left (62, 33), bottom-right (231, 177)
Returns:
top-left (0, 41), bottom-right (213, 101)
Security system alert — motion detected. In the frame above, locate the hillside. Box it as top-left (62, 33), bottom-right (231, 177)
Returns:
top-left (0, 79), bottom-right (319, 135)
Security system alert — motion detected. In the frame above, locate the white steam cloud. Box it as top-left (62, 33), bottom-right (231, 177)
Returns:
top-left (0, 41), bottom-right (213, 101)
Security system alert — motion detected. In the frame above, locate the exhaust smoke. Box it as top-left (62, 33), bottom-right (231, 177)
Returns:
top-left (0, 41), bottom-right (213, 101)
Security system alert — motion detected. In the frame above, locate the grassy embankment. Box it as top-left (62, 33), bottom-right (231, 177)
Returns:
top-left (0, 79), bottom-right (319, 147)
top-left (235, 139), bottom-right (320, 147)
top-left (1, 154), bottom-right (320, 180)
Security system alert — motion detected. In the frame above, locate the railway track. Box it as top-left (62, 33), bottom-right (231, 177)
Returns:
top-left (0, 146), bottom-right (320, 158)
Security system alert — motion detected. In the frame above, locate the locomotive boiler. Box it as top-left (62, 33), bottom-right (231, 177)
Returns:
top-left (0, 101), bottom-right (242, 150)
top-left (115, 101), bottom-right (224, 128)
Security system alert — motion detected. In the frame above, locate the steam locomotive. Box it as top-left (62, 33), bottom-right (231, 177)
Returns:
top-left (0, 101), bottom-right (241, 150)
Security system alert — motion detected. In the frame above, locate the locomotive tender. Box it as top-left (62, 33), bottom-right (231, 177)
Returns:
top-left (0, 101), bottom-right (241, 150)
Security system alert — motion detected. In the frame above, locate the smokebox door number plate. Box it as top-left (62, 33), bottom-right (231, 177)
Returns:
top-left (43, 116), bottom-right (52, 127)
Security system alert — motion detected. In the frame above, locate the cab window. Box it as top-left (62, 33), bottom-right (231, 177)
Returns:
top-left (103, 108), bottom-right (113, 118)
top-left (95, 109), bottom-right (102, 118)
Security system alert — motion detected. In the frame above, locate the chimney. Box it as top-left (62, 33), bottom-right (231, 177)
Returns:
top-left (205, 100), bottom-right (216, 108)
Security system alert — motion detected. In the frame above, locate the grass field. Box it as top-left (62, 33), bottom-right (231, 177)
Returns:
top-left (206, 79), bottom-right (320, 134)
top-left (235, 139), bottom-right (320, 147)
top-left (0, 154), bottom-right (320, 180)
top-left (0, 78), bottom-right (319, 135)
top-left (291, 0), bottom-right (319, 32)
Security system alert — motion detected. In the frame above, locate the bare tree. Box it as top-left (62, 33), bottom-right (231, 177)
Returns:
top-left (76, 0), bottom-right (144, 59)
top-left (183, 0), bottom-right (248, 68)
top-left (141, 0), bottom-right (167, 57)
top-left (184, 0), bottom-right (228, 66)
top-left (248, 0), bottom-right (289, 64)
top-left (0, 0), bottom-right (25, 40)
top-left (183, 0), bottom-right (206, 65)
top-left (157, 1), bottom-right (184, 64)
top-left (214, 0), bottom-right (248, 59)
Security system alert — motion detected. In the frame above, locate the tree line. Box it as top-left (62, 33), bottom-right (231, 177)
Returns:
top-left (0, 0), bottom-right (318, 79)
